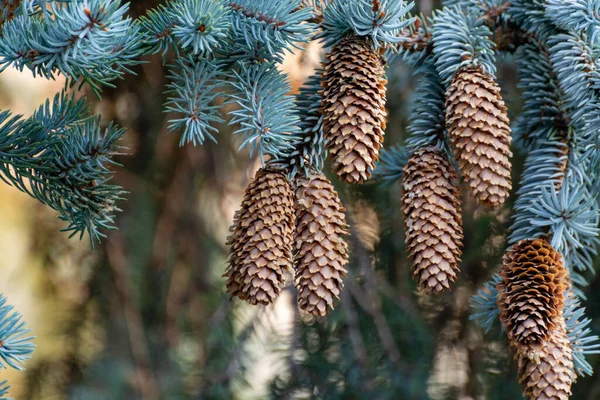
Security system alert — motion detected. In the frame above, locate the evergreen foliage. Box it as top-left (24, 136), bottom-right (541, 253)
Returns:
top-left (2, 0), bottom-right (600, 397)
top-left (0, 382), bottom-right (8, 400)
top-left (0, 92), bottom-right (125, 244)
top-left (0, 295), bottom-right (34, 399)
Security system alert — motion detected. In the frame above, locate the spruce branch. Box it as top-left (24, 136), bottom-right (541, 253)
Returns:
top-left (545, 0), bottom-right (600, 43)
top-left (372, 144), bottom-right (408, 186)
top-left (139, 3), bottom-right (178, 57)
top-left (0, 381), bottom-right (8, 400)
top-left (172, 0), bottom-right (231, 56)
top-left (0, 91), bottom-right (125, 245)
top-left (405, 61), bottom-right (449, 154)
top-left (547, 32), bottom-right (600, 154)
top-left (528, 181), bottom-right (600, 272)
top-left (277, 69), bottom-right (324, 177)
top-left (227, 61), bottom-right (299, 164)
top-left (394, 4), bottom-right (529, 59)
top-left (512, 41), bottom-right (566, 150)
top-left (508, 0), bottom-right (555, 40)
top-left (432, 5), bottom-right (497, 85)
top-left (0, 295), bottom-right (34, 371)
top-left (227, 0), bottom-right (315, 56)
top-left (470, 274), bottom-right (502, 333)
top-left (320, 0), bottom-right (415, 48)
top-left (140, 0), bottom-right (232, 58)
top-left (564, 290), bottom-right (600, 377)
top-left (0, 0), bottom-right (143, 94)
top-left (165, 56), bottom-right (225, 146)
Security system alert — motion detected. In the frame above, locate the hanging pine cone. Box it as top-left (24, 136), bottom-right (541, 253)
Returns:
top-left (402, 147), bottom-right (463, 293)
top-left (497, 239), bottom-right (567, 345)
top-left (514, 320), bottom-right (575, 400)
top-left (294, 172), bottom-right (349, 316)
top-left (321, 35), bottom-right (387, 184)
top-left (446, 65), bottom-right (512, 207)
top-left (224, 167), bottom-right (295, 306)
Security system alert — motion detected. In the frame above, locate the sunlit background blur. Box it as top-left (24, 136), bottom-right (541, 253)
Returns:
top-left (2, 1), bottom-right (600, 399)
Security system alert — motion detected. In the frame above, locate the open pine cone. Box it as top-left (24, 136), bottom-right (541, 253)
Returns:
top-left (446, 65), bottom-right (512, 207)
top-left (402, 147), bottom-right (463, 293)
top-left (498, 238), bottom-right (567, 345)
top-left (294, 172), bottom-right (349, 316)
top-left (224, 167), bottom-right (295, 306)
top-left (321, 35), bottom-right (387, 184)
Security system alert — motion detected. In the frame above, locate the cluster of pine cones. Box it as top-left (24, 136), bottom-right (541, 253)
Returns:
top-left (319, 36), bottom-right (511, 295)
top-left (224, 37), bottom-right (515, 306)
top-left (221, 24), bottom-right (579, 399)
top-left (224, 34), bottom-right (389, 314)
top-left (224, 167), bottom-right (349, 317)
top-left (222, 30), bottom-right (577, 399)
top-left (401, 64), bottom-right (512, 293)
top-left (224, 33), bottom-right (571, 399)
top-left (401, 62), bottom-right (573, 397)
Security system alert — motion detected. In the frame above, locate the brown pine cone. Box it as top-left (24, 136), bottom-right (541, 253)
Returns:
top-left (224, 167), bottom-right (295, 306)
top-left (498, 239), bottom-right (567, 345)
top-left (402, 147), bottom-right (463, 293)
top-left (321, 35), bottom-right (387, 184)
top-left (294, 173), bottom-right (349, 316)
top-left (514, 320), bottom-right (575, 400)
top-left (446, 65), bottom-right (512, 206)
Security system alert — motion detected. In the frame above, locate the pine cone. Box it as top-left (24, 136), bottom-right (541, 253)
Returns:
top-left (224, 167), bottom-right (295, 306)
top-left (294, 173), bottom-right (349, 316)
top-left (514, 320), bottom-right (574, 400)
top-left (321, 35), bottom-right (387, 184)
top-left (498, 239), bottom-right (567, 345)
top-left (402, 147), bottom-right (463, 293)
top-left (446, 65), bottom-right (512, 206)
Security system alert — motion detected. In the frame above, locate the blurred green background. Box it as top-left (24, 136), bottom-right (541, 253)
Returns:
top-left (2, 1), bottom-right (600, 399)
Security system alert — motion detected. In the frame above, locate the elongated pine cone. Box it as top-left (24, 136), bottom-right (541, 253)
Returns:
top-left (402, 147), bottom-right (463, 293)
top-left (321, 35), bottom-right (387, 184)
top-left (498, 239), bottom-right (567, 345)
top-left (294, 173), bottom-right (349, 316)
top-left (224, 168), bottom-right (295, 306)
top-left (446, 65), bottom-right (512, 206)
top-left (514, 320), bottom-right (574, 400)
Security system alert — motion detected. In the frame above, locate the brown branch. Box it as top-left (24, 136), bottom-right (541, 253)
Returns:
top-left (346, 277), bottom-right (403, 367)
top-left (196, 308), bottom-right (265, 398)
top-left (228, 1), bottom-right (287, 27)
top-left (397, 18), bottom-right (433, 53)
top-left (340, 289), bottom-right (371, 384)
top-left (106, 233), bottom-right (160, 400)
top-left (288, 287), bottom-right (301, 380)
top-left (347, 224), bottom-right (403, 368)
top-left (397, 7), bottom-right (531, 56)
